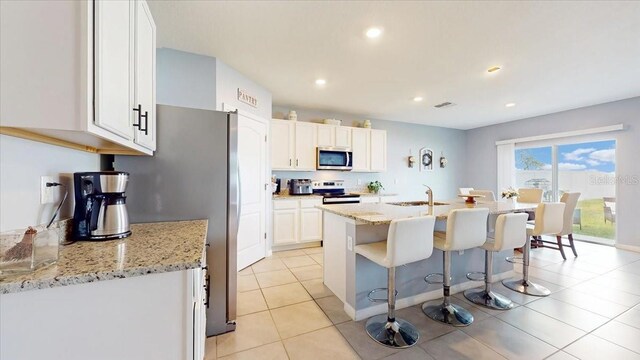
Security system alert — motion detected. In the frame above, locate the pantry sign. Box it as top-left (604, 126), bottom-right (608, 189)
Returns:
top-left (237, 88), bottom-right (258, 108)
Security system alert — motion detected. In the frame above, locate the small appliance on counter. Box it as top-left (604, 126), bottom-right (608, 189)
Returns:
top-left (274, 178), bottom-right (282, 194)
top-left (72, 171), bottom-right (131, 241)
top-left (289, 179), bottom-right (313, 195)
top-left (312, 180), bottom-right (360, 204)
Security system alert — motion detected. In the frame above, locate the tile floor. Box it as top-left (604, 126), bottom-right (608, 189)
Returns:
top-left (206, 242), bottom-right (640, 360)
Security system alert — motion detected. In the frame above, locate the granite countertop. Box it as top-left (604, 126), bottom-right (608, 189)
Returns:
top-left (0, 220), bottom-right (208, 294)
top-left (349, 192), bottom-right (398, 197)
top-left (273, 194), bottom-right (323, 200)
top-left (317, 199), bottom-right (538, 225)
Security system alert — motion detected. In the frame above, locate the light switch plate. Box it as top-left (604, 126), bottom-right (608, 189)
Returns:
top-left (40, 176), bottom-right (55, 204)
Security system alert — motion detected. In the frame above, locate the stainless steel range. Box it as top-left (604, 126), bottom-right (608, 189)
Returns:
top-left (312, 180), bottom-right (360, 204)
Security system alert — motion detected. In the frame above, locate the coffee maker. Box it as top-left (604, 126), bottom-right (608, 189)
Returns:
top-left (72, 171), bottom-right (132, 240)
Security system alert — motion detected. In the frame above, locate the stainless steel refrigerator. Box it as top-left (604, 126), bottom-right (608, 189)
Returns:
top-left (114, 105), bottom-right (238, 336)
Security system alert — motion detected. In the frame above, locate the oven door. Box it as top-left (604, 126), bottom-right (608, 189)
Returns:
top-left (317, 147), bottom-right (353, 171)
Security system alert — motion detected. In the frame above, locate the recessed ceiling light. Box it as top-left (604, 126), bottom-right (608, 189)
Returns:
top-left (315, 79), bottom-right (326, 86)
top-left (413, 96), bottom-right (423, 102)
top-left (365, 27), bottom-right (383, 38)
top-left (505, 102), bottom-right (516, 107)
top-left (487, 66), bottom-right (502, 73)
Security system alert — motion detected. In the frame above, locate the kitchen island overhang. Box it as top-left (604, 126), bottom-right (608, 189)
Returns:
top-left (318, 200), bottom-right (537, 321)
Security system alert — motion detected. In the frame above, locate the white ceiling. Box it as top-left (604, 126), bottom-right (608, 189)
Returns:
top-left (148, 1), bottom-right (640, 130)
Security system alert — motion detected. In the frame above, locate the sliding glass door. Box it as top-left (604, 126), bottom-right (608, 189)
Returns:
top-left (557, 140), bottom-right (616, 244)
top-left (514, 139), bottom-right (616, 244)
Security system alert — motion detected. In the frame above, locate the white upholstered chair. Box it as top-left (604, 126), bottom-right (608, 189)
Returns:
top-left (469, 190), bottom-right (496, 201)
top-left (458, 188), bottom-right (474, 195)
top-left (534, 192), bottom-right (581, 259)
top-left (503, 202), bottom-right (565, 296)
top-left (464, 213), bottom-right (529, 310)
top-left (518, 188), bottom-right (543, 203)
top-left (422, 208), bottom-right (489, 326)
top-left (355, 216), bottom-right (436, 348)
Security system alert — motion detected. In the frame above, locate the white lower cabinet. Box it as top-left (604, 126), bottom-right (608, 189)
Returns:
top-left (273, 198), bottom-right (323, 246)
top-left (0, 269), bottom-right (205, 360)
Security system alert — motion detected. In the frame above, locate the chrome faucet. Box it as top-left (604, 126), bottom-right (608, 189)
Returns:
top-left (424, 185), bottom-right (434, 207)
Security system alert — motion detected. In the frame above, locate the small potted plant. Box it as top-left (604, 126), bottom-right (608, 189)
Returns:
top-left (501, 188), bottom-right (519, 202)
top-left (367, 181), bottom-right (384, 194)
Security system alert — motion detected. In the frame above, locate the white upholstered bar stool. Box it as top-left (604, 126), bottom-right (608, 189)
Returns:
top-left (469, 190), bottom-right (496, 201)
top-left (464, 213), bottom-right (529, 310)
top-left (355, 216), bottom-right (436, 348)
top-left (458, 187), bottom-right (474, 195)
top-left (503, 202), bottom-right (565, 296)
top-left (422, 208), bottom-right (489, 326)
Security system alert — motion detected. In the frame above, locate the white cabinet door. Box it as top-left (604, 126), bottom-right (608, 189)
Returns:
top-left (370, 129), bottom-right (387, 172)
top-left (317, 124), bottom-right (335, 147)
top-left (237, 112), bottom-right (268, 270)
top-left (360, 196), bottom-right (380, 204)
top-left (335, 127), bottom-right (352, 148)
top-left (271, 120), bottom-right (294, 170)
top-left (94, 0), bottom-right (135, 140)
top-left (351, 128), bottom-right (370, 172)
top-left (294, 122), bottom-right (317, 170)
top-left (273, 209), bottom-right (298, 245)
top-left (133, 0), bottom-right (156, 150)
top-left (300, 208), bottom-right (323, 242)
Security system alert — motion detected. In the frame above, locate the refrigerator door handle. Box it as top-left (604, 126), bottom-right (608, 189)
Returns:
top-left (237, 160), bottom-right (242, 220)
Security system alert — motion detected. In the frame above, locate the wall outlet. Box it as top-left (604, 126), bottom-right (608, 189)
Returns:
top-left (458, 250), bottom-right (464, 255)
top-left (394, 178), bottom-right (399, 185)
top-left (40, 176), bottom-right (55, 204)
top-left (357, 179), bottom-right (362, 185)
top-left (347, 236), bottom-right (353, 251)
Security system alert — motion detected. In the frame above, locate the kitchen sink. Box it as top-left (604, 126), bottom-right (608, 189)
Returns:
top-left (388, 201), bottom-right (450, 206)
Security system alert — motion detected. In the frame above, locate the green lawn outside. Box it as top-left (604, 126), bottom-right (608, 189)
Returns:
top-left (573, 198), bottom-right (615, 240)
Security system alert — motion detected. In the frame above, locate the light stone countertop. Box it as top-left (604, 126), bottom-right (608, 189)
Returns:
top-left (349, 192), bottom-right (399, 197)
top-left (272, 194), bottom-right (323, 200)
top-left (0, 220), bottom-right (207, 294)
top-left (317, 199), bottom-right (537, 225)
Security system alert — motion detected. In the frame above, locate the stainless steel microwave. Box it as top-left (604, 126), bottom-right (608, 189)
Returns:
top-left (317, 147), bottom-right (353, 171)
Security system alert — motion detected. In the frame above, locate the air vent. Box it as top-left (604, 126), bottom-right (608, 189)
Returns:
top-left (434, 102), bottom-right (456, 109)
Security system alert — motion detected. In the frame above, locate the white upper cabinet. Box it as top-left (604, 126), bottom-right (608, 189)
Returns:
top-left (133, 0), bottom-right (156, 150)
top-left (0, 0), bottom-right (156, 155)
top-left (335, 127), bottom-right (352, 148)
top-left (370, 129), bottom-right (387, 172)
top-left (270, 120), bottom-right (294, 170)
top-left (94, 0), bottom-right (135, 140)
top-left (351, 128), bottom-right (370, 172)
top-left (269, 120), bottom-right (385, 172)
top-left (317, 124), bottom-right (351, 148)
top-left (317, 124), bottom-right (335, 147)
top-left (294, 122), bottom-right (317, 170)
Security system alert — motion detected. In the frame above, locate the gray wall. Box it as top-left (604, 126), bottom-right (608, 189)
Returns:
top-left (272, 106), bottom-right (468, 201)
top-left (0, 135), bottom-right (100, 231)
top-left (466, 97), bottom-right (640, 247)
top-left (157, 48), bottom-right (217, 110)
top-left (157, 48), bottom-right (272, 120)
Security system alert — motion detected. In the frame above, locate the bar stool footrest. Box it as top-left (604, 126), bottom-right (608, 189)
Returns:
top-left (367, 288), bottom-right (399, 303)
top-left (466, 271), bottom-right (486, 281)
top-left (505, 256), bottom-right (524, 264)
top-left (424, 273), bottom-right (444, 285)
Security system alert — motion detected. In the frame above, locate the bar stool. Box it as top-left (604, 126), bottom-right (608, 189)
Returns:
top-left (464, 213), bottom-right (529, 310)
top-left (422, 208), bottom-right (489, 326)
top-left (355, 216), bottom-right (436, 348)
top-left (503, 202), bottom-right (565, 296)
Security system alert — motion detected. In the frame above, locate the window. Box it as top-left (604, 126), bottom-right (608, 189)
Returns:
top-left (514, 139), bottom-right (616, 244)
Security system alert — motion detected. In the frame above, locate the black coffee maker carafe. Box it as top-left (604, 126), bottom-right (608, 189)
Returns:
top-left (72, 171), bottom-right (132, 240)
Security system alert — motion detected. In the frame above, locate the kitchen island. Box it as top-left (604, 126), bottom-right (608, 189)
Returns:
top-left (0, 220), bottom-right (208, 360)
top-left (318, 199), bottom-right (537, 321)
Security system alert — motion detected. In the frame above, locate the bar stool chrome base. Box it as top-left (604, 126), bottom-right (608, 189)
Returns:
top-left (421, 302), bottom-right (474, 326)
top-left (365, 314), bottom-right (420, 348)
top-left (502, 279), bottom-right (550, 297)
top-left (463, 288), bottom-right (514, 310)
